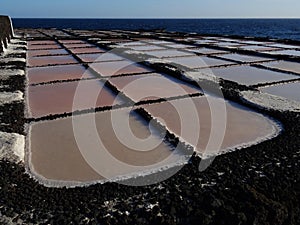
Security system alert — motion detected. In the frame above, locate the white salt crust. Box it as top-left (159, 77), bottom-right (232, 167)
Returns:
top-left (0, 91), bottom-right (23, 105)
top-left (0, 68), bottom-right (25, 77)
top-left (0, 131), bottom-right (25, 163)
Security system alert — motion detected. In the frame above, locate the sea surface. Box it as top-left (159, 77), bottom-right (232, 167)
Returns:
top-left (12, 19), bottom-right (300, 41)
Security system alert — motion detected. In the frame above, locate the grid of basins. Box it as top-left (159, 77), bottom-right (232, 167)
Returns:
top-left (24, 29), bottom-right (300, 186)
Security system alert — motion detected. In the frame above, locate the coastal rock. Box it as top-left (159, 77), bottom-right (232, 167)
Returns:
top-left (0, 15), bottom-right (14, 53)
top-left (0, 131), bottom-right (24, 162)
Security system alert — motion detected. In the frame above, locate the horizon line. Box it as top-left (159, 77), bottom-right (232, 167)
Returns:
top-left (11, 17), bottom-right (300, 19)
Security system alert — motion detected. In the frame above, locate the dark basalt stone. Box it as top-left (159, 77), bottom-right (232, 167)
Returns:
top-left (0, 15), bottom-right (14, 53)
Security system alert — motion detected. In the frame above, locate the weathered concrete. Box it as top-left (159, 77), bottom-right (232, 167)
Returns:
top-left (0, 15), bottom-right (14, 53)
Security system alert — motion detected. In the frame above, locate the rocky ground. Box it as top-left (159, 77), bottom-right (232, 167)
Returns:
top-left (0, 30), bottom-right (299, 225)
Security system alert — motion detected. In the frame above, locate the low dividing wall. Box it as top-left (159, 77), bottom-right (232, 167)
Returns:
top-left (0, 15), bottom-right (14, 53)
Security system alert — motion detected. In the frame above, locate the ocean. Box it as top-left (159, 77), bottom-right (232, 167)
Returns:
top-left (12, 19), bottom-right (300, 41)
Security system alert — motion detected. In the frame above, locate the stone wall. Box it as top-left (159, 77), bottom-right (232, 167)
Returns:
top-left (0, 15), bottom-right (14, 53)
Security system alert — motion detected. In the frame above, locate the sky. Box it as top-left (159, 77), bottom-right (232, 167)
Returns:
top-left (1, 0), bottom-right (300, 18)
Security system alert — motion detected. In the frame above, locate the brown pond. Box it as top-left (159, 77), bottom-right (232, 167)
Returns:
top-left (28, 108), bottom-right (185, 185)
top-left (218, 54), bottom-right (274, 63)
top-left (63, 43), bottom-right (95, 48)
top-left (261, 82), bottom-right (300, 102)
top-left (28, 40), bottom-right (57, 46)
top-left (144, 40), bottom-right (173, 45)
top-left (28, 44), bottom-right (62, 50)
top-left (89, 60), bottom-right (153, 77)
top-left (120, 41), bottom-right (148, 46)
top-left (261, 60), bottom-right (300, 75)
top-left (27, 79), bottom-right (123, 118)
top-left (129, 45), bottom-right (167, 51)
top-left (144, 96), bottom-right (278, 155)
top-left (202, 65), bottom-right (299, 86)
top-left (145, 49), bottom-right (194, 58)
top-left (187, 48), bottom-right (229, 55)
top-left (58, 40), bottom-right (87, 44)
top-left (109, 73), bottom-right (201, 102)
top-left (27, 65), bottom-right (96, 84)
top-left (68, 47), bottom-right (106, 54)
top-left (164, 44), bottom-right (195, 49)
top-left (77, 53), bottom-right (125, 63)
top-left (237, 40), bottom-right (273, 45)
top-left (27, 55), bottom-right (78, 67)
top-left (168, 56), bottom-right (234, 69)
top-left (28, 49), bottom-right (69, 57)
top-left (194, 40), bottom-right (218, 45)
top-left (240, 45), bottom-right (280, 52)
top-left (263, 50), bottom-right (300, 57)
top-left (214, 42), bottom-right (245, 48)
top-left (264, 43), bottom-right (300, 49)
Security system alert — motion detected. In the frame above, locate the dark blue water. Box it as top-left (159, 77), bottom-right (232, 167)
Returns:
top-left (12, 19), bottom-right (300, 41)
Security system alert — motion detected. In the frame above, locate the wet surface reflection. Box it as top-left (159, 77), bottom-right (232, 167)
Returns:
top-left (109, 73), bottom-right (201, 102)
top-left (27, 80), bottom-right (123, 118)
top-left (144, 96), bottom-right (278, 155)
top-left (27, 65), bottom-right (96, 84)
top-left (202, 65), bottom-right (298, 85)
top-left (261, 82), bottom-right (300, 102)
top-left (28, 109), bottom-right (184, 184)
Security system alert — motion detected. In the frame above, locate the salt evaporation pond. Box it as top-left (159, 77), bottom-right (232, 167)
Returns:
top-left (261, 60), bottom-right (300, 75)
top-left (24, 35), bottom-right (282, 188)
top-left (144, 96), bottom-right (279, 157)
top-left (27, 79), bottom-right (123, 118)
top-left (27, 109), bottom-right (187, 186)
top-left (27, 64), bottom-right (96, 84)
top-left (77, 53), bottom-right (124, 63)
top-left (145, 49), bottom-right (194, 58)
top-left (28, 40), bottom-right (57, 46)
top-left (27, 55), bottom-right (78, 67)
top-left (168, 56), bottom-right (234, 69)
top-left (186, 48), bottom-right (228, 55)
top-left (68, 47), bottom-right (106, 54)
top-left (28, 48), bottom-right (69, 57)
top-left (261, 82), bottom-right (300, 102)
top-left (202, 65), bottom-right (298, 86)
top-left (108, 73), bottom-right (201, 102)
top-left (28, 44), bottom-right (61, 50)
top-left (218, 53), bottom-right (274, 63)
top-left (89, 60), bottom-right (153, 77)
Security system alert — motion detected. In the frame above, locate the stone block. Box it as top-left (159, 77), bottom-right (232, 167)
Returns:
top-left (0, 15), bottom-right (14, 53)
